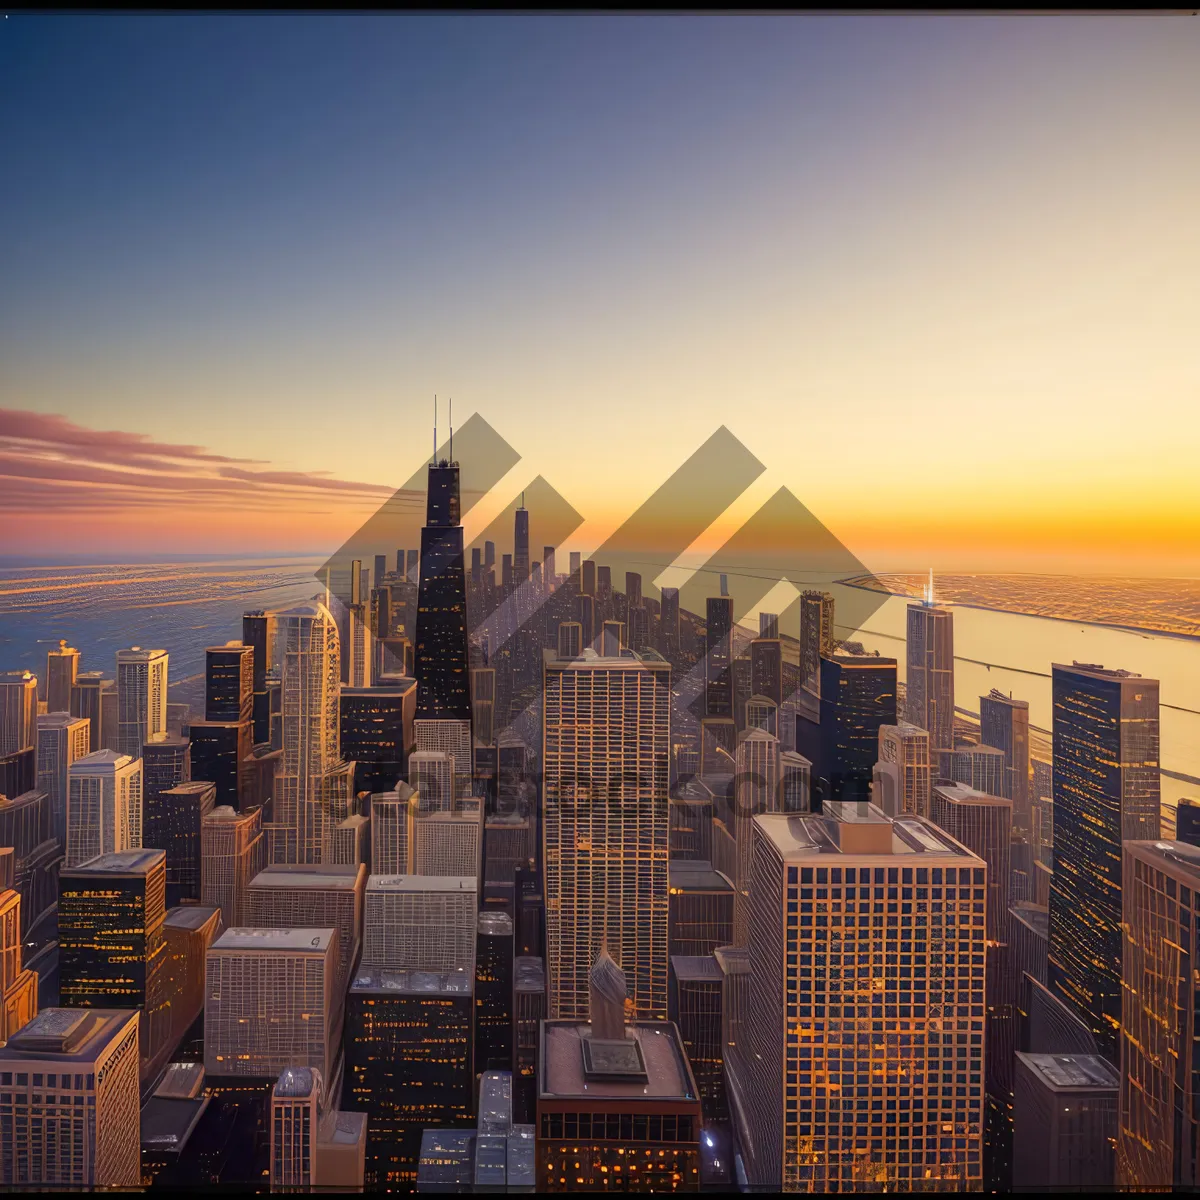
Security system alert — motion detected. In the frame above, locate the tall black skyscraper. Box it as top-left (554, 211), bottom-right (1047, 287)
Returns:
top-left (705, 597), bottom-right (734, 718)
top-left (413, 461), bottom-right (473, 722)
top-left (242, 611), bottom-right (275, 745)
top-left (513, 503), bottom-right (530, 583)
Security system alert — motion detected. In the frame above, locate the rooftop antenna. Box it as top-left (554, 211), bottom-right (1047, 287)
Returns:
top-left (925, 568), bottom-right (935, 606)
top-left (449, 397), bottom-right (453, 464)
top-left (433, 395), bottom-right (437, 465)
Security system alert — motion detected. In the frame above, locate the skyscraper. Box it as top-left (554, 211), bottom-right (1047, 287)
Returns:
top-left (660, 586), bottom-right (680, 653)
top-left (370, 784), bottom-right (417, 874)
top-left (204, 926), bottom-right (338, 1082)
top-left (270, 599), bottom-right (351, 865)
top-left (1116, 839), bottom-right (1200, 1189)
top-left (0, 1008), bottom-right (142, 1188)
top-left (270, 1066), bottom-right (367, 1191)
top-left (46, 640), bottom-right (80, 715)
top-left (57, 849), bottom-right (170, 1077)
top-left (35, 711), bottom-right (90, 846)
top-left (148, 780), bottom-right (215, 907)
top-left (980, 689), bottom-right (1031, 831)
top-left (750, 635), bottom-right (783, 706)
top-left (200, 803), bottom-right (266, 929)
top-left (876, 722), bottom-right (932, 817)
top-left (796, 647), bottom-right (897, 809)
top-left (705, 596), bottom-right (733, 719)
top-left (905, 592), bottom-right (954, 758)
top-left (362, 875), bottom-right (477, 973)
top-left (205, 643), bottom-right (254, 723)
top-left (799, 590), bottom-right (835, 699)
top-left (737, 806), bottom-right (987, 1191)
top-left (70, 671), bottom-right (113, 753)
top-left (513, 503), bottom-right (530, 582)
top-left (1048, 662), bottom-right (1159, 1061)
top-left (339, 682), bottom-right (414, 796)
top-left (0, 886), bottom-right (37, 1042)
top-left (115, 647), bottom-right (169, 760)
top-left (414, 459), bottom-right (473, 725)
top-left (0, 671), bottom-right (38, 756)
top-left (242, 610), bottom-right (277, 745)
top-left (65, 750), bottom-right (143, 868)
top-left (951, 742), bottom-right (1007, 797)
top-left (542, 645), bottom-right (671, 1021)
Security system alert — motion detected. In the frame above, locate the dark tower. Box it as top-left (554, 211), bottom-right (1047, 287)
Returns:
top-left (413, 458), bottom-right (473, 722)
top-left (514, 502), bottom-right (530, 583)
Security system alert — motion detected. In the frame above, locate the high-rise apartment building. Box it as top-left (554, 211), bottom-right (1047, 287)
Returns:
top-left (343, 966), bottom-right (474, 1186)
top-left (475, 909), bottom-right (514, 1071)
top-left (148, 780), bottom-right (215, 906)
top-left (751, 637), bottom-right (783, 707)
top-left (876, 722), bottom-right (931, 817)
top-left (951, 743), bottom-right (1007, 797)
top-left (70, 672), bottom-right (113, 753)
top-left (65, 750), bottom-right (143, 868)
top-left (340, 681), bottom-right (414, 796)
top-left (1048, 662), bottom-right (1159, 1061)
top-left (204, 926), bottom-right (338, 1081)
top-left (270, 1066), bottom-right (367, 1191)
top-left (115, 647), bottom-right (169, 760)
top-left (413, 808), bottom-right (483, 878)
top-left (408, 749), bottom-right (454, 813)
top-left (362, 874), bottom-right (478, 973)
top-left (1117, 839), bottom-right (1200, 1189)
top-left (905, 598), bottom-right (954, 757)
top-left (370, 784), bottom-right (417, 874)
top-left (0, 1008), bottom-right (142, 1188)
top-left (799, 590), bottom-right (835, 699)
top-left (201, 803), bottom-right (266, 930)
top-left (0, 886), bottom-right (37, 1042)
top-left (736, 805), bottom-right (987, 1191)
top-left (0, 671), bottom-right (38, 757)
top-left (246, 862), bottom-right (366, 1001)
top-left (1014, 1053), bottom-right (1118, 1190)
top-left (35, 711), bottom-right (89, 846)
top-left (271, 599), bottom-right (352, 865)
top-left (980, 689), bottom-right (1031, 830)
top-left (543, 645), bottom-right (671, 1020)
top-left (57, 849), bottom-right (169, 1077)
top-left (205, 643), bottom-right (253, 723)
top-left (242, 610), bottom-right (277, 745)
top-left (796, 647), bottom-right (897, 809)
top-left (705, 597), bottom-right (734, 718)
top-left (45, 641), bottom-right (80, 715)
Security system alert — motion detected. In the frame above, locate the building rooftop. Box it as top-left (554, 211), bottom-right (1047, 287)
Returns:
top-left (1009, 902), bottom-right (1050, 940)
top-left (204, 804), bottom-right (255, 823)
top-left (140, 1093), bottom-right (210, 1154)
top-left (162, 780), bottom-right (216, 797)
top-left (1052, 661), bottom-right (1150, 684)
top-left (755, 810), bottom-right (982, 860)
top-left (478, 910), bottom-right (514, 935)
top-left (249, 863), bottom-right (365, 891)
top-left (350, 966), bottom-right (472, 995)
top-left (212, 927), bottom-right (335, 953)
top-left (934, 781), bottom-right (1013, 807)
top-left (37, 711), bottom-right (87, 728)
top-left (274, 1066), bottom-right (320, 1098)
top-left (153, 1062), bottom-right (206, 1100)
top-left (514, 956), bottom-right (545, 992)
top-left (543, 647), bottom-right (670, 670)
top-left (671, 955), bottom-right (722, 983)
top-left (164, 904), bottom-right (222, 932)
top-left (1, 1008), bottom-right (139, 1062)
top-left (540, 1022), bottom-right (698, 1103)
top-left (65, 848), bottom-right (165, 876)
top-left (69, 749), bottom-right (134, 770)
top-left (1016, 1053), bottom-right (1119, 1091)
top-left (341, 680), bottom-right (416, 697)
top-left (1126, 839), bottom-right (1200, 881)
top-left (367, 874), bottom-right (477, 893)
top-left (669, 859), bottom-right (732, 893)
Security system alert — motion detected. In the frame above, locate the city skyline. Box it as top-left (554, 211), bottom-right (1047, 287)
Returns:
top-left (2, 13), bottom-right (1200, 572)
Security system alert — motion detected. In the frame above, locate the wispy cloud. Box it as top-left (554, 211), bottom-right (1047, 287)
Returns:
top-left (0, 407), bottom-right (395, 515)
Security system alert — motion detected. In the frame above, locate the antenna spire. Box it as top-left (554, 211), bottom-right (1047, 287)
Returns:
top-left (926, 567), bottom-right (935, 606)
top-left (433, 394), bottom-right (437, 464)
top-left (449, 397), bottom-right (453, 464)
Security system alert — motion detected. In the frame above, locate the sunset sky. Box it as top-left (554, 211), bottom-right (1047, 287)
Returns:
top-left (2, 13), bottom-right (1198, 573)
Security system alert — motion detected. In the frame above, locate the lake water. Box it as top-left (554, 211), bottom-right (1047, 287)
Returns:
top-left (3, 560), bottom-right (1196, 812)
top-left (836, 584), bottom-right (1200, 811)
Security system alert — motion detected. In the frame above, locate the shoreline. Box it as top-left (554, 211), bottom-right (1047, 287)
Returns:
top-left (839, 579), bottom-right (1200, 644)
